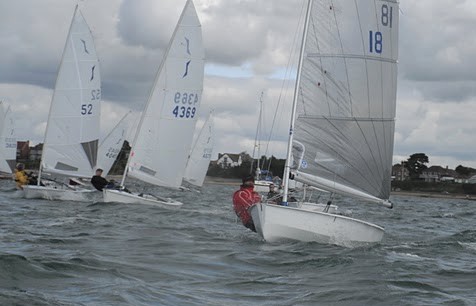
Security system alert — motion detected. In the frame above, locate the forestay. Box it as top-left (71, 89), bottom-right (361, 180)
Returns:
top-left (41, 6), bottom-right (101, 178)
top-left (127, 0), bottom-right (204, 189)
top-left (183, 111), bottom-right (214, 187)
top-left (292, 0), bottom-right (399, 203)
top-left (0, 103), bottom-right (17, 173)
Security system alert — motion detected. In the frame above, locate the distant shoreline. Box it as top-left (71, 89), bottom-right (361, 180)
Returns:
top-left (391, 190), bottom-right (475, 201)
top-left (204, 177), bottom-right (476, 200)
top-left (3, 173), bottom-right (474, 201)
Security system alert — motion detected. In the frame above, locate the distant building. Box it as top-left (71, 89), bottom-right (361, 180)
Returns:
top-left (16, 141), bottom-right (30, 161)
top-left (420, 166), bottom-right (457, 183)
top-left (29, 143), bottom-right (43, 161)
top-left (392, 163), bottom-right (409, 181)
top-left (216, 153), bottom-right (242, 169)
top-left (468, 175), bottom-right (476, 184)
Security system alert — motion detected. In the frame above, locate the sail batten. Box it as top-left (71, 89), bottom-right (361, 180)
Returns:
top-left (292, 0), bottom-right (399, 202)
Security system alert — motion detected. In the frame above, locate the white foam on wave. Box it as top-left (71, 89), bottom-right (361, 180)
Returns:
top-left (458, 242), bottom-right (476, 251)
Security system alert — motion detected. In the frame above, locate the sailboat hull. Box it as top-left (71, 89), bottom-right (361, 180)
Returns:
top-left (103, 189), bottom-right (182, 209)
top-left (249, 203), bottom-right (384, 247)
top-left (22, 185), bottom-right (96, 201)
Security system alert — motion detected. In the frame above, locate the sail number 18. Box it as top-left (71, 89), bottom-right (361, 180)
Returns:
top-left (172, 91), bottom-right (199, 119)
top-left (369, 4), bottom-right (393, 54)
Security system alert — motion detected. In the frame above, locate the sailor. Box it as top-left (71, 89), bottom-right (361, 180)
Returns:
top-left (13, 163), bottom-right (29, 189)
top-left (266, 183), bottom-right (282, 204)
top-left (90, 168), bottom-right (114, 191)
top-left (232, 175), bottom-right (261, 232)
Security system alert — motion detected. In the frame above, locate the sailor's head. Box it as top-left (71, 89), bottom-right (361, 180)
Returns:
top-left (95, 168), bottom-right (104, 175)
top-left (16, 163), bottom-right (25, 171)
top-left (242, 175), bottom-right (255, 186)
top-left (269, 183), bottom-right (275, 190)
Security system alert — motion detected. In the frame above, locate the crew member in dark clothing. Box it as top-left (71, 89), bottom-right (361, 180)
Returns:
top-left (91, 168), bottom-right (114, 191)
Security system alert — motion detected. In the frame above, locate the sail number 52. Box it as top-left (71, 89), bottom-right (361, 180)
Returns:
top-left (369, 4), bottom-right (393, 54)
top-left (81, 89), bottom-right (100, 115)
top-left (172, 92), bottom-right (199, 119)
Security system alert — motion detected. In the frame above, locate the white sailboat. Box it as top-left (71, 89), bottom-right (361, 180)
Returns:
top-left (183, 111), bottom-right (214, 187)
top-left (251, 93), bottom-right (275, 193)
top-left (23, 5), bottom-right (101, 200)
top-left (97, 111), bottom-right (131, 176)
top-left (250, 0), bottom-right (399, 246)
top-left (0, 102), bottom-right (17, 174)
top-left (103, 0), bottom-right (204, 208)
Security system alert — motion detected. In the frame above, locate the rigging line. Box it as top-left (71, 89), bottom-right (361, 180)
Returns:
top-left (330, 0), bottom-right (353, 116)
top-left (263, 0), bottom-right (307, 174)
top-left (250, 93), bottom-right (263, 174)
top-left (371, 0), bottom-right (390, 190)
top-left (309, 3), bottom-right (331, 115)
top-left (315, 116), bottom-right (382, 194)
top-left (353, 0), bottom-right (372, 119)
top-left (354, 117), bottom-right (386, 193)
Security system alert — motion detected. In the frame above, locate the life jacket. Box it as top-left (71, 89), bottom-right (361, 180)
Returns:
top-left (14, 170), bottom-right (29, 189)
top-left (232, 185), bottom-right (261, 230)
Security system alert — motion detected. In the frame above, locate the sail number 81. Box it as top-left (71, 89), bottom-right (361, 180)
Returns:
top-left (369, 4), bottom-right (393, 54)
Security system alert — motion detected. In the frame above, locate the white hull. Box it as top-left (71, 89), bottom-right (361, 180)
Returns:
top-left (249, 202), bottom-right (384, 247)
top-left (102, 189), bottom-right (182, 209)
top-left (254, 180), bottom-right (273, 193)
top-left (23, 185), bottom-right (96, 201)
top-left (287, 201), bottom-right (339, 214)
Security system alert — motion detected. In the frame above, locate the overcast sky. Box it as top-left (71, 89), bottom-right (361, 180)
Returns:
top-left (1, 0), bottom-right (475, 169)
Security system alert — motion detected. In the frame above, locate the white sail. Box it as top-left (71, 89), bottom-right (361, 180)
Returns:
top-left (40, 5), bottom-right (101, 179)
top-left (97, 111), bottom-right (131, 176)
top-left (0, 102), bottom-right (16, 173)
top-left (291, 0), bottom-right (399, 203)
top-left (127, 0), bottom-right (204, 189)
top-left (183, 111), bottom-right (214, 187)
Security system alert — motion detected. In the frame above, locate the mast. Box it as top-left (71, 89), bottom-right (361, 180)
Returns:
top-left (37, 5), bottom-right (79, 185)
top-left (282, 0), bottom-right (313, 204)
top-left (250, 91), bottom-right (264, 176)
top-left (120, 0), bottom-right (192, 187)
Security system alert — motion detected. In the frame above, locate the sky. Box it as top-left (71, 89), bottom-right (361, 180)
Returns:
top-left (1, 0), bottom-right (475, 169)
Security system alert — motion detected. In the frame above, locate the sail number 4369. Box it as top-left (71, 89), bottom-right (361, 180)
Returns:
top-left (172, 92), bottom-right (199, 119)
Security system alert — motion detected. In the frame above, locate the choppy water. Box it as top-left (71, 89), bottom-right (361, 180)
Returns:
top-left (0, 179), bottom-right (475, 306)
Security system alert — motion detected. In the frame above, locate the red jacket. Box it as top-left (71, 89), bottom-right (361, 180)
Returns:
top-left (233, 185), bottom-right (261, 229)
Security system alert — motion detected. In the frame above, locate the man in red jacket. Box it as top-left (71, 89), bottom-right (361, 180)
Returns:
top-left (233, 175), bottom-right (261, 232)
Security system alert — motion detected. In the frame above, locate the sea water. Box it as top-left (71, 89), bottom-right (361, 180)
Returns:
top-left (0, 179), bottom-right (475, 305)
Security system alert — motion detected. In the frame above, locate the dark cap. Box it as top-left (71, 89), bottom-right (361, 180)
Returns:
top-left (96, 168), bottom-right (104, 172)
top-left (242, 175), bottom-right (255, 184)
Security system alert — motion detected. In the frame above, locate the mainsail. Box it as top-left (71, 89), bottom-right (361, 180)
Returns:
top-left (183, 111), bottom-right (214, 187)
top-left (97, 111), bottom-right (131, 176)
top-left (0, 102), bottom-right (17, 173)
top-left (291, 0), bottom-right (399, 204)
top-left (126, 0), bottom-right (204, 189)
top-left (40, 6), bottom-right (101, 179)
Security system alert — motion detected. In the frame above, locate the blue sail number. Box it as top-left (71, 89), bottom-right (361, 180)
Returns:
top-left (369, 4), bottom-right (394, 54)
top-left (172, 92), bottom-right (199, 118)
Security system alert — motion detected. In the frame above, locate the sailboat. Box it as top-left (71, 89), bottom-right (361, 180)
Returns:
top-left (250, 93), bottom-right (275, 193)
top-left (0, 102), bottom-right (17, 174)
top-left (250, 0), bottom-right (399, 246)
top-left (23, 5), bottom-right (101, 200)
top-left (183, 111), bottom-right (214, 188)
top-left (103, 0), bottom-right (204, 208)
top-left (97, 111), bottom-right (131, 177)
